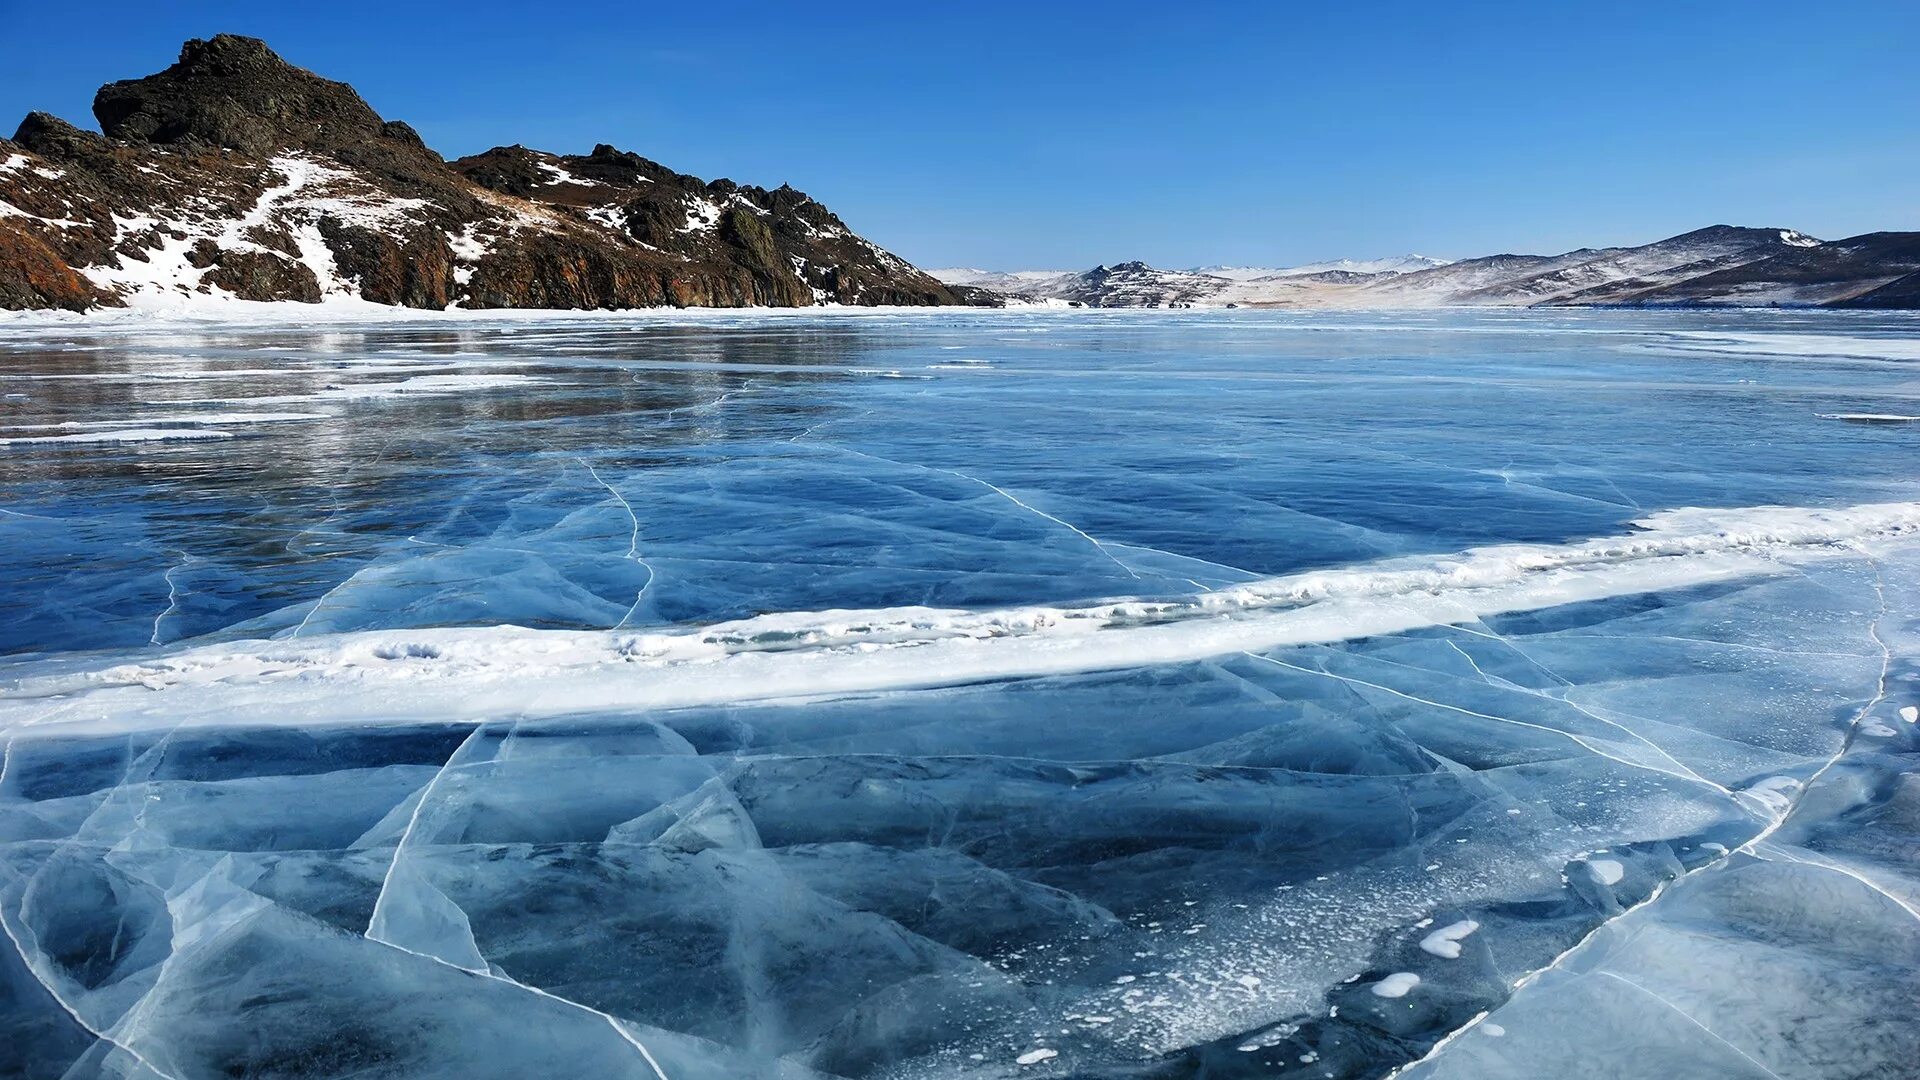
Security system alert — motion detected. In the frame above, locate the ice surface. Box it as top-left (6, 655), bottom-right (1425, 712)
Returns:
top-left (1, 308), bottom-right (1917, 1078)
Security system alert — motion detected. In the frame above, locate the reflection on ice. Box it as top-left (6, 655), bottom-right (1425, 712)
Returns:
top-left (1, 309), bottom-right (1918, 1078)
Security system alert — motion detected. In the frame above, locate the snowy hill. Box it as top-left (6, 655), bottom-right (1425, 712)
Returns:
top-left (0, 36), bottom-right (969, 312)
top-left (1190, 255), bottom-right (1452, 279)
top-left (949, 229), bottom-right (1919, 309)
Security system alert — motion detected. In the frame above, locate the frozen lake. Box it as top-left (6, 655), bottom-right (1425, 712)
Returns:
top-left (2, 308), bottom-right (1917, 1079)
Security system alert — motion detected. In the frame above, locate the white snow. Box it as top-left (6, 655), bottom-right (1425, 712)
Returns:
top-left (1417, 920), bottom-right (1480, 959)
top-left (78, 154), bottom-right (432, 307)
top-left (1371, 972), bottom-right (1420, 998)
top-left (928, 268), bottom-right (1083, 293)
top-left (1666, 332), bottom-right (1920, 363)
top-left (537, 161), bottom-right (600, 187)
top-left (8, 497), bottom-right (1916, 736)
top-left (681, 195), bottom-right (722, 233)
top-left (1015, 1049), bottom-right (1057, 1065)
top-left (1193, 255), bottom-right (1452, 279)
top-left (790, 256), bottom-right (830, 303)
top-left (0, 197), bottom-right (86, 229)
top-left (329, 374), bottom-right (542, 398)
top-left (0, 428), bottom-right (236, 446)
top-left (4, 412), bottom-right (326, 431)
top-left (279, 373), bottom-right (548, 402)
top-left (583, 204), bottom-right (630, 235)
top-left (1586, 859), bottom-right (1625, 886)
top-left (446, 224), bottom-right (492, 292)
top-left (1743, 776), bottom-right (1802, 816)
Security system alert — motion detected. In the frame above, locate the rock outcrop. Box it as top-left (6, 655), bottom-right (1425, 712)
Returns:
top-left (0, 35), bottom-right (971, 312)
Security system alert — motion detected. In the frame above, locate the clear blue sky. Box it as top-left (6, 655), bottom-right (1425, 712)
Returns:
top-left (5, 0), bottom-right (1915, 270)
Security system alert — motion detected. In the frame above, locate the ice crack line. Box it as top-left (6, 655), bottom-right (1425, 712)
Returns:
top-left (579, 458), bottom-right (640, 560)
top-left (1737, 550), bottom-right (1892, 853)
top-left (791, 439), bottom-right (1149, 579)
top-left (290, 563), bottom-right (372, 638)
top-left (932, 463), bottom-right (1142, 579)
top-left (361, 723), bottom-right (672, 1080)
top-left (1766, 846), bottom-right (1920, 924)
top-left (1433, 633), bottom-right (1738, 803)
top-left (1241, 651), bottom-right (1739, 798)
top-left (305, 420), bottom-right (400, 538)
top-left (787, 407), bottom-right (875, 445)
top-left (149, 550), bottom-right (198, 647)
top-left (663, 380), bottom-right (756, 421)
top-left (1597, 972), bottom-right (1785, 1080)
top-left (366, 727), bottom-right (481, 940)
top-left (0, 882), bottom-right (188, 1080)
top-left (578, 457), bottom-right (657, 629)
top-left (366, 934), bottom-right (673, 1080)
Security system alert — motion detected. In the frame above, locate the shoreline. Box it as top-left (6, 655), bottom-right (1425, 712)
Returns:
top-left (6, 298), bottom-right (1917, 331)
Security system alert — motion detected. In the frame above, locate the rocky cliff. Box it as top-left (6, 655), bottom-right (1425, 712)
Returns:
top-left (0, 35), bottom-right (971, 312)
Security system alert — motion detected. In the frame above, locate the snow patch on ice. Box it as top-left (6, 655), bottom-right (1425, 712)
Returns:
top-left (1665, 332), bottom-right (1920, 363)
top-left (0, 428), bottom-right (236, 446)
top-left (1742, 775), bottom-right (1802, 816)
top-left (1418, 920), bottom-right (1480, 959)
top-left (1372, 972), bottom-right (1420, 998)
top-left (307, 373), bottom-right (550, 401)
top-left (4, 412), bottom-right (326, 431)
top-left (12, 498), bottom-right (1916, 736)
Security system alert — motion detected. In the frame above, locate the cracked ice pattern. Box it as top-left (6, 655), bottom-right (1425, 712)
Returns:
top-left (1, 308), bottom-right (1918, 1079)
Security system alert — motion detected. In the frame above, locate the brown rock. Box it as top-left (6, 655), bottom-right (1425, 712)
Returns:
top-left (0, 225), bottom-right (115, 311)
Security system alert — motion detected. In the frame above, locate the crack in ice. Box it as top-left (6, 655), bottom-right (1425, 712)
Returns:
top-left (1241, 652), bottom-right (1746, 800)
top-left (148, 550), bottom-right (198, 646)
top-left (1396, 550), bottom-right (1901, 1079)
top-left (578, 457), bottom-right (657, 629)
top-left (1596, 971), bottom-right (1786, 1079)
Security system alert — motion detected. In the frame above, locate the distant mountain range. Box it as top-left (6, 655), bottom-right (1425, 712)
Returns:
top-left (1193, 255), bottom-right (1455, 279)
top-left (2, 36), bottom-right (1914, 315)
top-left (932, 227), bottom-right (1920, 309)
top-left (0, 36), bottom-right (974, 312)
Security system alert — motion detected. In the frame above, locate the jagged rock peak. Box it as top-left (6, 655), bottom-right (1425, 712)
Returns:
top-left (11, 112), bottom-right (110, 159)
top-left (91, 34), bottom-right (429, 159)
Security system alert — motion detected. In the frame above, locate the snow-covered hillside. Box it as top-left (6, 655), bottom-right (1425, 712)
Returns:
top-left (1191, 255), bottom-right (1452, 279)
top-left (941, 229), bottom-right (1920, 309)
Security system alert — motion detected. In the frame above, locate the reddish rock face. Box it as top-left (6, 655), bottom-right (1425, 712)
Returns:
top-left (0, 35), bottom-right (980, 312)
top-left (0, 225), bottom-right (110, 311)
